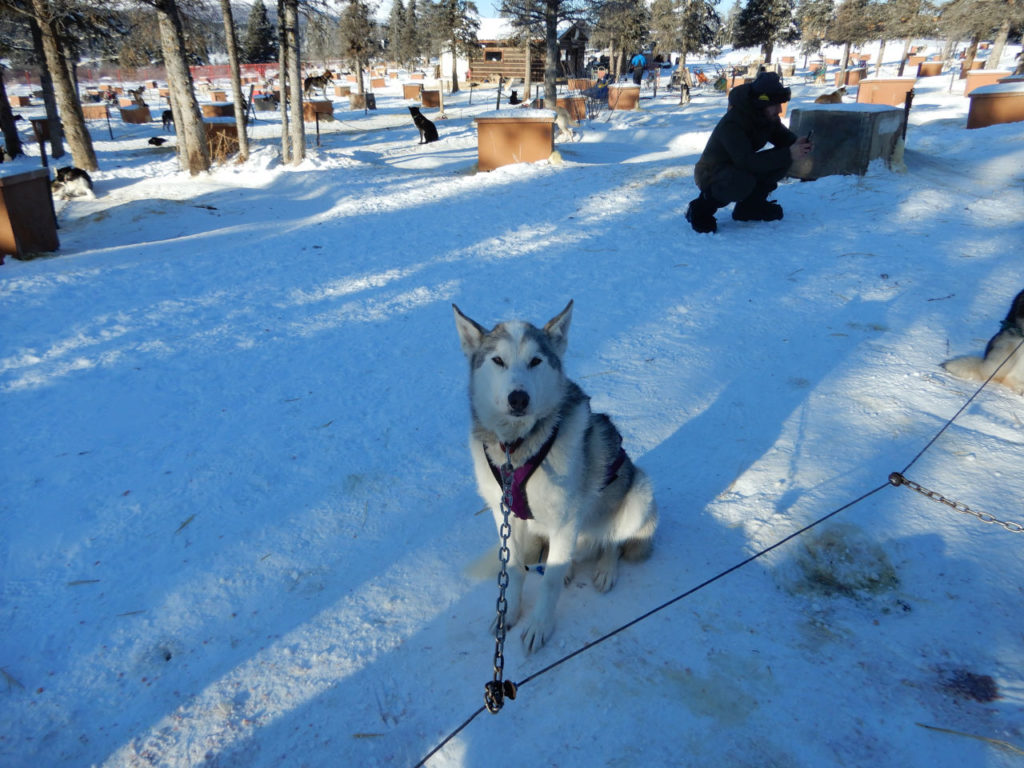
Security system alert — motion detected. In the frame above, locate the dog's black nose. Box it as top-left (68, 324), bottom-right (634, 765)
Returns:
top-left (508, 390), bottom-right (529, 414)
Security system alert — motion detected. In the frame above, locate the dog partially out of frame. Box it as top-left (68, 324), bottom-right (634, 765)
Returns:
top-left (51, 166), bottom-right (95, 200)
top-left (408, 106), bottom-right (439, 144)
top-left (453, 300), bottom-right (658, 652)
top-left (303, 69), bottom-right (334, 98)
top-left (942, 289), bottom-right (1024, 394)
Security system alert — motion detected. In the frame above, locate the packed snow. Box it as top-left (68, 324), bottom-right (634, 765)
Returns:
top-left (2, 43), bottom-right (1023, 768)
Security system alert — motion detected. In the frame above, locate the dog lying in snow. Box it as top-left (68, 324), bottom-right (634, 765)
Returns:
top-left (51, 166), bottom-right (95, 200)
top-left (943, 289), bottom-right (1024, 394)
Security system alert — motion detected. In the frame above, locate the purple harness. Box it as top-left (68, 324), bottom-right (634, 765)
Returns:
top-left (485, 427), bottom-right (627, 520)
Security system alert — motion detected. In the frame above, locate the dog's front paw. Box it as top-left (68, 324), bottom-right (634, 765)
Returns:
top-left (592, 563), bottom-right (618, 593)
top-left (520, 612), bottom-right (556, 654)
top-left (592, 549), bottom-right (620, 593)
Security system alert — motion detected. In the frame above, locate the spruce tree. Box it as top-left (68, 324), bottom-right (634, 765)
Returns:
top-left (387, 0), bottom-right (406, 63)
top-left (338, 0), bottom-right (380, 95)
top-left (400, 0), bottom-right (421, 67)
top-left (424, 0), bottom-right (478, 93)
top-left (241, 0), bottom-right (277, 63)
top-left (732, 0), bottom-right (798, 64)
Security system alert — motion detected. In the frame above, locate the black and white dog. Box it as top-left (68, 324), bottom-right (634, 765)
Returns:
top-left (51, 166), bottom-right (95, 200)
top-left (454, 301), bottom-right (658, 652)
top-left (303, 70), bottom-right (334, 98)
top-left (408, 106), bottom-right (439, 144)
top-left (943, 289), bottom-right (1024, 394)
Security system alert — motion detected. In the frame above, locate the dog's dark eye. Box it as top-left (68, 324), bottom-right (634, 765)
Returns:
top-left (529, 357), bottom-right (543, 368)
top-left (491, 356), bottom-right (506, 368)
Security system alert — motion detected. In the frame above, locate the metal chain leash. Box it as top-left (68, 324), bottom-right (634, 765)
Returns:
top-left (889, 472), bottom-right (1024, 534)
top-left (484, 446), bottom-right (518, 714)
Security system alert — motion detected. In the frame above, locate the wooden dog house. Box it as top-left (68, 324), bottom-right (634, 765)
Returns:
top-left (856, 77), bottom-right (916, 107)
top-left (0, 168), bottom-right (59, 260)
top-left (967, 82), bottom-right (1024, 129)
top-left (474, 110), bottom-right (555, 171)
top-left (963, 70), bottom-right (1012, 96)
top-left (608, 84), bottom-right (640, 110)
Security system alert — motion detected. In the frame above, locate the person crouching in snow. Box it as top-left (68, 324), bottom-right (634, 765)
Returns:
top-left (685, 71), bottom-right (812, 234)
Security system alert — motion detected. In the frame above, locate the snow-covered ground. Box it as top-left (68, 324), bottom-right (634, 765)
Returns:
top-left (2, 44), bottom-right (1023, 768)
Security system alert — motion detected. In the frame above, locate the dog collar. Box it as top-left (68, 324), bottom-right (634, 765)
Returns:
top-left (486, 427), bottom-right (559, 520)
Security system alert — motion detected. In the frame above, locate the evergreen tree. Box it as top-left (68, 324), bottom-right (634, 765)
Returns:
top-left (940, 0), bottom-right (1023, 72)
top-left (650, 0), bottom-right (720, 79)
top-left (883, 0), bottom-right (938, 75)
top-left (501, 0), bottom-right (587, 102)
top-left (241, 0), bottom-right (277, 63)
top-left (386, 0), bottom-right (405, 62)
top-left (716, 2), bottom-right (740, 49)
top-left (650, 0), bottom-right (681, 60)
top-left (338, 0), bottom-right (380, 95)
top-left (795, 0), bottom-right (833, 59)
top-left (590, 0), bottom-right (650, 80)
top-left (827, 0), bottom-right (872, 70)
top-left (732, 0), bottom-right (798, 63)
top-left (680, 0), bottom-right (721, 62)
top-left (400, 0), bottom-right (421, 67)
top-left (424, 0), bottom-right (478, 93)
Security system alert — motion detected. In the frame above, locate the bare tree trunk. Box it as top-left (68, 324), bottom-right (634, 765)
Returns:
top-left (523, 42), bottom-right (532, 103)
top-left (283, 0), bottom-right (304, 164)
top-left (988, 19), bottom-right (1010, 70)
top-left (29, 0), bottom-right (96, 170)
top-left (961, 35), bottom-right (980, 78)
top-left (874, 39), bottom-right (886, 76)
top-left (219, 0), bottom-right (249, 162)
top-left (543, 0), bottom-right (558, 104)
top-left (0, 66), bottom-right (23, 159)
top-left (450, 37), bottom-right (460, 93)
top-left (277, 0), bottom-right (290, 163)
top-left (896, 36), bottom-right (913, 77)
top-left (28, 16), bottom-right (65, 160)
top-left (154, 0), bottom-right (210, 175)
top-left (839, 41), bottom-right (852, 82)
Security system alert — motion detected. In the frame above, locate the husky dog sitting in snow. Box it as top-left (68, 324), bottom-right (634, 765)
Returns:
top-left (408, 106), bottom-right (439, 144)
top-left (454, 300), bottom-right (658, 652)
top-left (51, 166), bottom-right (95, 200)
top-left (943, 289), bottom-right (1024, 394)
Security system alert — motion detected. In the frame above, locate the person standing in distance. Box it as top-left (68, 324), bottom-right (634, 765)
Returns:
top-left (630, 52), bottom-right (647, 85)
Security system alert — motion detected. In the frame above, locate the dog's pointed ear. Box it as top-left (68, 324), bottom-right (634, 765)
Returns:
top-left (453, 304), bottom-right (487, 357)
top-left (544, 299), bottom-right (573, 357)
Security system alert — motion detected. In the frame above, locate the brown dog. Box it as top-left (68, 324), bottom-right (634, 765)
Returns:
top-left (814, 86), bottom-right (847, 104)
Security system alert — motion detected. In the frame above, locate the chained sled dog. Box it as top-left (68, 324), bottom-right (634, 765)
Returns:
top-left (454, 300), bottom-right (658, 652)
top-left (942, 289), bottom-right (1024, 394)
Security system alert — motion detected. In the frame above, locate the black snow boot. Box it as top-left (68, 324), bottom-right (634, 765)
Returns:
top-left (685, 191), bottom-right (721, 234)
top-left (732, 196), bottom-right (784, 222)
